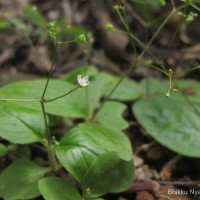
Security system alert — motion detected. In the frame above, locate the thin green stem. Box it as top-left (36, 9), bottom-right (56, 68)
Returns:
top-left (171, 0), bottom-right (175, 9)
top-left (40, 101), bottom-right (57, 171)
top-left (44, 86), bottom-right (80, 103)
top-left (92, 5), bottom-right (177, 119)
top-left (138, 8), bottom-right (176, 60)
top-left (57, 40), bottom-right (76, 45)
top-left (174, 65), bottom-right (200, 76)
top-left (190, 2), bottom-right (200, 12)
top-left (91, 66), bottom-right (132, 120)
top-left (41, 41), bottom-right (59, 99)
top-left (126, 3), bottom-right (148, 28)
top-left (0, 98), bottom-right (41, 102)
top-left (116, 9), bottom-right (154, 58)
top-left (40, 102), bottom-right (50, 142)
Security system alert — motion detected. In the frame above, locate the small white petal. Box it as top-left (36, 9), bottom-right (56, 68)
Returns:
top-left (77, 74), bottom-right (89, 87)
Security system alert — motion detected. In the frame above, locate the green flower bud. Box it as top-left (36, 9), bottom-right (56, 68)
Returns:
top-left (76, 34), bottom-right (87, 43)
top-left (113, 5), bottom-right (120, 11)
top-left (159, 0), bottom-right (166, 6)
top-left (165, 92), bottom-right (170, 98)
top-left (0, 20), bottom-right (6, 30)
top-left (169, 68), bottom-right (173, 74)
top-left (47, 21), bottom-right (57, 38)
top-left (145, 59), bottom-right (153, 66)
top-left (104, 22), bottom-right (114, 31)
top-left (177, 12), bottom-right (184, 17)
top-left (172, 88), bottom-right (178, 93)
top-left (185, 12), bottom-right (198, 23)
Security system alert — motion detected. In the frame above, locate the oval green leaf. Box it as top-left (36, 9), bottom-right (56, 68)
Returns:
top-left (56, 123), bottom-right (133, 182)
top-left (0, 102), bottom-right (45, 144)
top-left (95, 101), bottom-right (128, 130)
top-left (82, 152), bottom-right (134, 197)
top-left (0, 158), bottom-right (47, 200)
top-left (0, 79), bottom-right (87, 118)
top-left (38, 176), bottom-right (81, 200)
top-left (133, 97), bottom-right (200, 157)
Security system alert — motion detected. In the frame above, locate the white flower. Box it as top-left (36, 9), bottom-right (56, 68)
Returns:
top-left (77, 74), bottom-right (89, 87)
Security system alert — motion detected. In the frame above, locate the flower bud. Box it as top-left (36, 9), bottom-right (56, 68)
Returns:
top-left (104, 23), bottom-right (114, 31)
top-left (76, 34), bottom-right (87, 43)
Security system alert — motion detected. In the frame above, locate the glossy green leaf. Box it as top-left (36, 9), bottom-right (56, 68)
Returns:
top-left (79, 123), bottom-right (132, 161)
top-left (0, 102), bottom-right (45, 144)
top-left (82, 152), bottom-right (134, 197)
top-left (56, 123), bottom-right (133, 182)
top-left (110, 159), bottom-right (134, 193)
top-left (0, 79), bottom-right (87, 118)
top-left (38, 176), bottom-right (81, 200)
top-left (0, 158), bottom-right (47, 200)
top-left (133, 97), bottom-right (200, 157)
top-left (64, 67), bottom-right (142, 115)
top-left (95, 101), bottom-right (128, 130)
top-left (101, 73), bottom-right (142, 101)
top-left (82, 152), bottom-right (120, 197)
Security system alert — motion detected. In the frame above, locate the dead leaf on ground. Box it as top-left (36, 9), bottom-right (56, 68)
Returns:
top-left (136, 191), bottom-right (155, 200)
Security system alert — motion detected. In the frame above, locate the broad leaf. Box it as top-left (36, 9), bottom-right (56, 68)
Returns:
top-left (56, 123), bottom-right (133, 182)
top-left (82, 152), bottom-right (134, 197)
top-left (110, 159), bottom-right (134, 193)
top-left (133, 97), bottom-right (200, 157)
top-left (0, 79), bottom-right (87, 118)
top-left (0, 158), bottom-right (47, 200)
top-left (0, 102), bottom-right (45, 144)
top-left (78, 123), bottom-right (132, 161)
top-left (95, 101), bottom-right (128, 130)
top-left (101, 73), bottom-right (142, 101)
top-left (38, 176), bottom-right (81, 200)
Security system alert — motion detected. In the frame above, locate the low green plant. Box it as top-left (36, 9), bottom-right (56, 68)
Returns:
top-left (1, 1), bottom-right (200, 199)
top-left (0, 11), bottom-right (137, 198)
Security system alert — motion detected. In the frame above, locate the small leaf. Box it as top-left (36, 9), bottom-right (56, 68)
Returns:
top-left (0, 158), bottom-right (47, 200)
top-left (38, 176), bottom-right (81, 200)
top-left (82, 152), bottom-right (120, 197)
top-left (0, 79), bottom-right (87, 118)
top-left (95, 101), bottom-right (128, 130)
top-left (110, 159), bottom-right (134, 193)
top-left (0, 102), bottom-right (45, 144)
top-left (133, 97), bottom-right (200, 157)
top-left (56, 123), bottom-right (133, 182)
top-left (101, 73), bottom-right (142, 101)
top-left (79, 123), bottom-right (132, 161)
top-left (82, 152), bottom-right (134, 197)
